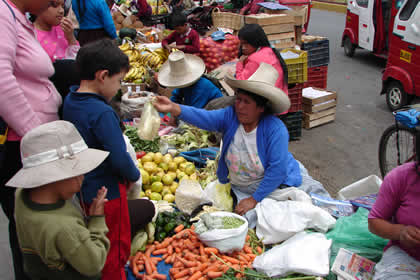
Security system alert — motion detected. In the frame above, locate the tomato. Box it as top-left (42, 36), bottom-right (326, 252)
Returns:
top-left (136, 151), bottom-right (146, 159)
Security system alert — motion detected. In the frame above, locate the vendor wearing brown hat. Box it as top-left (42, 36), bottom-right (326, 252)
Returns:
top-left (157, 51), bottom-right (223, 111)
top-left (7, 120), bottom-right (110, 279)
top-left (154, 63), bottom-right (302, 226)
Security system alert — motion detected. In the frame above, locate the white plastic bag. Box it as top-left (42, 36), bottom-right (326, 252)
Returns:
top-left (175, 179), bottom-right (210, 215)
top-left (203, 180), bottom-right (233, 212)
top-left (256, 198), bottom-right (336, 244)
top-left (253, 231), bottom-right (332, 277)
top-left (123, 134), bottom-right (142, 200)
top-left (136, 101), bottom-right (161, 141)
top-left (120, 91), bottom-right (154, 118)
top-left (267, 187), bottom-right (312, 203)
top-left (198, 212), bottom-right (248, 253)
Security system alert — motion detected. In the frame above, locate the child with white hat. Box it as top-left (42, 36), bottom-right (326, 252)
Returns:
top-left (7, 120), bottom-right (110, 279)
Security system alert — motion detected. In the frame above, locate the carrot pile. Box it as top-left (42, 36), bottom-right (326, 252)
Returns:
top-left (129, 224), bottom-right (262, 280)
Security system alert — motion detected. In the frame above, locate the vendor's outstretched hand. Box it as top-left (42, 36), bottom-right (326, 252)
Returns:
top-left (153, 96), bottom-right (181, 117)
top-left (235, 197), bottom-right (257, 216)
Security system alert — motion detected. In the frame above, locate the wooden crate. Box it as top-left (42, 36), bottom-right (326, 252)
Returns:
top-left (245, 14), bottom-right (294, 26)
top-left (303, 108), bottom-right (336, 129)
top-left (268, 31), bottom-right (295, 49)
top-left (263, 23), bottom-right (295, 35)
top-left (302, 88), bottom-right (337, 128)
top-left (265, 6), bottom-right (307, 26)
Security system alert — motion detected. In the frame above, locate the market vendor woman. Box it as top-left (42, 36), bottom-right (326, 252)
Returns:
top-left (153, 61), bottom-right (302, 224)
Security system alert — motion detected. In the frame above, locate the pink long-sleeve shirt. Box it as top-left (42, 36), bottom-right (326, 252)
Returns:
top-left (0, 0), bottom-right (62, 140)
top-left (236, 47), bottom-right (288, 93)
top-left (368, 162), bottom-right (420, 262)
top-left (36, 26), bottom-right (80, 62)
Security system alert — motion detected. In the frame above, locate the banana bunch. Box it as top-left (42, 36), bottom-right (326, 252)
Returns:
top-left (124, 64), bottom-right (147, 83)
top-left (153, 48), bottom-right (170, 61)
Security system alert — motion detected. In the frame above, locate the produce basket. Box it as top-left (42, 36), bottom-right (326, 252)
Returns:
top-left (302, 38), bottom-right (330, 67)
top-left (281, 49), bottom-right (308, 84)
top-left (211, 8), bottom-right (244, 30)
top-left (279, 111), bottom-right (303, 141)
top-left (305, 65), bottom-right (328, 90)
top-left (288, 83), bottom-right (304, 113)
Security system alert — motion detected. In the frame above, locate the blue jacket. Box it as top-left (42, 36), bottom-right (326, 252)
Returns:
top-left (170, 77), bottom-right (223, 109)
top-left (72, 0), bottom-right (117, 39)
top-left (63, 87), bottom-right (140, 203)
top-left (179, 105), bottom-right (302, 202)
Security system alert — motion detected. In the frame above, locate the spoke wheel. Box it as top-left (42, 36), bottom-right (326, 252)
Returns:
top-left (378, 124), bottom-right (417, 178)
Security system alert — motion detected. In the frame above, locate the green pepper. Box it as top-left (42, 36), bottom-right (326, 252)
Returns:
top-left (156, 215), bottom-right (165, 227)
top-left (158, 232), bottom-right (166, 241)
top-left (164, 222), bottom-right (176, 233)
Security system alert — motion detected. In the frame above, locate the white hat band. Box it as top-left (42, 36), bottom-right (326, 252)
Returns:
top-left (22, 140), bottom-right (88, 169)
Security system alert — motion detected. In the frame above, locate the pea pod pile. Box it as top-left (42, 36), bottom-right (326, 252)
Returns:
top-left (154, 211), bottom-right (191, 242)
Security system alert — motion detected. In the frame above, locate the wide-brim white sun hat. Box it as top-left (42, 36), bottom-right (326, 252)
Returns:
top-left (224, 63), bottom-right (291, 114)
top-left (158, 51), bottom-right (206, 89)
top-left (6, 121), bottom-right (109, 189)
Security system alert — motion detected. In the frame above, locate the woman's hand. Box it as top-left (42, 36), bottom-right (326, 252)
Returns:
top-left (153, 96), bottom-right (181, 117)
top-left (239, 55), bottom-right (248, 63)
top-left (400, 225), bottom-right (420, 247)
top-left (235, 197), bottom-right (257, 216)
top-left (89, 187), bottom-right (108, 216)
top-left (61, 17), bottom-right (77, 45)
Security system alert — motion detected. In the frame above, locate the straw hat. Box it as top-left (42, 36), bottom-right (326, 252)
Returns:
top-left (158, 51), bottom-right (206, 89)
top-left (225, 63), bottom-right (291, 114)
top-left (6, 121), bottom-right (109, 189)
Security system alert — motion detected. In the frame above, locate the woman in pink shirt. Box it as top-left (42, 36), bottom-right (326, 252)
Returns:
top-left (0, 0), bottom-right (62, 279)
top-left (368, 137), bottom-right (420, 279)
top-left (34, 0), bottom-right (80, 62)
top-left (236, 24), bottom-right (289, 95)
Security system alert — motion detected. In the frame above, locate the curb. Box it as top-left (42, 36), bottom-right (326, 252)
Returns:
top-left (312, 1), bottom-right (348, 14)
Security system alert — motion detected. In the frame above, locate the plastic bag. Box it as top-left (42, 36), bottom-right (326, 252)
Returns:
top-left (120, 91), bottom-right (154, 119)
top-left (203, 180), bottom-right (233, 212)
top-left (136, 101), bottom-right (161, 141)
top-left (253, 231), bottom-right (332, 277)
top-left (199, 34), bottom-right (239, 72)
top-left (123, 134), bottom-right (142, 200)
top-left (175, 179), bottom-right (210, 215)
top-left (326, 208), bottom-right (388, 266)
top-left (256, 198), bottom-right (336, 244)
top-left (197, 211), bottom-right (248, 253)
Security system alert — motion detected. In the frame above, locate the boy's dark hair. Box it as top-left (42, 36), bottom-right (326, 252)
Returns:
top-left (76, 39), bottom-right (129, 80)
top-left (171, 12), bottom-right (187, 28)
top-left (238, 24), bottom-right (288, 86)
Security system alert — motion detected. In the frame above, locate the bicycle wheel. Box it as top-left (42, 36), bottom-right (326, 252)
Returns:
top-left (378, 124), bottom-right (417, 178)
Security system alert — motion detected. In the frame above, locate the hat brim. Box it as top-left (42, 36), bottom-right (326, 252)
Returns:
top-left (6, 148), bottom-right (109, 189)
top-left (224, 73), bottom-right (291, 114)
top-left (158, 54), bottom-right (206, 89)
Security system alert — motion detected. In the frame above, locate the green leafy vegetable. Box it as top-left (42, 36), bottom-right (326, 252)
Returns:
top-left (124, 125), bottom-right (160, 153)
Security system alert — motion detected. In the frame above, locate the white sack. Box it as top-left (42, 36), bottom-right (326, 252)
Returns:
top-left (123, 134), bottom-right (142, 200)
top-left (256, 198), bottom-right (336, 244)
top-left (253, 231), bottom-right (332, 277)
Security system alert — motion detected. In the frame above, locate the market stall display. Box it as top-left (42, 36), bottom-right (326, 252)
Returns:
top-left (199, 34), bottom-right (240, 71)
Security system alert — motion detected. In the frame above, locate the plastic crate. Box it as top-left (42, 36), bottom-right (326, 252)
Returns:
top-left (305, 65), bottom-right (328, 89)
top-left (288, 83), bottom-right (304, 112)
top-left (302, 38), bottom-right (330, 67)
top-left (279, 111), bottom-right (303, 141)
top-left (281, 49), bottom-right (308, 84)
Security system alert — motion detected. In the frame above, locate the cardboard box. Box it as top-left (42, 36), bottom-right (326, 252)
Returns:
top-left (271, 38), bottom-right (295, 49)
top-left (262, 23), bottom-right (295, 35)
top-left (245, 14), bottom-right (294, 26)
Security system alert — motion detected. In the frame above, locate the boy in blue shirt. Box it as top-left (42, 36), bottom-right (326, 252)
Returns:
top-left (63, 39), bottom-right (140, 280)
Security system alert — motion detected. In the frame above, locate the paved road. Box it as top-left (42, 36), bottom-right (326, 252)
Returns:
top-left (0, 8), bottom-right (398, 279)
top-left (289, 9), bottom-right (394, 196)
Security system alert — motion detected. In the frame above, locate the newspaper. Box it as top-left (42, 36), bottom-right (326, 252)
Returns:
top-left (332, 248), bottom-right (376, 280)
